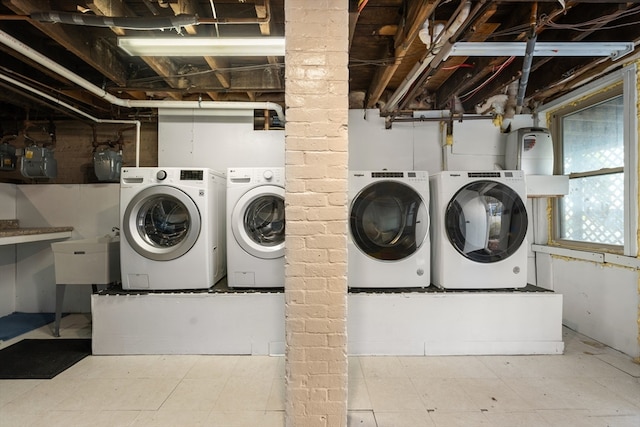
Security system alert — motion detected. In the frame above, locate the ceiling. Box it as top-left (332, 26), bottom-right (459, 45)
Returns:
top-left (0, 0), bottom-right (639, 130)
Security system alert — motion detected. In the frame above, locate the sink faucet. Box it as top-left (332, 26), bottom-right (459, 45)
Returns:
top-left (112, 226), bottom-right (120, 236)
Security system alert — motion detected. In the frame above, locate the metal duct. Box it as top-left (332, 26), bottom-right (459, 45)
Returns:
top-left (516, 35), bottom-right (537, 112)
top-left (25, 0), bottom-right (272, 28)
top-left (29, 12), bottom-right (197, 30)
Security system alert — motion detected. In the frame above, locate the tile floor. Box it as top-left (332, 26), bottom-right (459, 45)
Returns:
top-left (0, 314), bottom-right (639, 427)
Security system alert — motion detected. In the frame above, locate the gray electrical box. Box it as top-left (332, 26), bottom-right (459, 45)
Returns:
top-left (20, 145), bottom-right (57, 179)
top-left (94, 150), bottom-right (122, 182)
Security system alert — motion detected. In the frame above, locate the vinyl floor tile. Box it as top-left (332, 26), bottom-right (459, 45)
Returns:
top-left (482, 411), bottom-right (552, 427)
top-left (428, 411), bottom-right (492, 427)
top-left (359, 356), bottom-right (407, 378)
top-left (185, 355), bottom-right (240, 379)
top-left (30, 410), bottom-right (139, 427)
top-left (365, 377), bottom-right (425, 412)
top-left (347, 410), bottom-right (377, 427)
top-left (454, 378), bottom-right (535, 413)
top-left (0, 379), bottom-right (40, 407)
top-left (411, 378), bottom-right (481, 413)
top-left (159, 377), bottom-right (227, 411)
top-left (205, 410), bottom-right (285, 427)
top-left (55, 377), bottom-right (180, 411)
top-left (373, 409), bottom-right (436, 427)
top-left (213, 377), bottom-right (276, 411)
top-left (348, 375), bottom-right (372, 410)
top-left (131, 409), bottom-right (210, 427)
top-left (399, 356), bottom-right (498, 379)
top-left (230, 355), bottom-right (283, 378)
top-left (1, 315), bottom-right (639, 427)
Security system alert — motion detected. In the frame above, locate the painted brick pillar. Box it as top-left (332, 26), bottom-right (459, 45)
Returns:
top-left (284, 1), bottom-right (349, 427)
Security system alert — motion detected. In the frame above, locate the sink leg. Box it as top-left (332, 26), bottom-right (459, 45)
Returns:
top-left (54, 284), bottom-right (66, 337)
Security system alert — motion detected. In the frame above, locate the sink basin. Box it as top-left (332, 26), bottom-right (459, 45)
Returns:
top-left (51, 236), bottom-right (120, 284)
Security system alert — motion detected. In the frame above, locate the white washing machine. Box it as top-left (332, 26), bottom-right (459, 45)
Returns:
top-left (120, 167), bottom-right (226, 290)
top-left (429, 170), bottom-right (528, 289)
top-left (226, 167), bottom-right (285, 288)
top-left (348, 171), bottom-right (430, 288)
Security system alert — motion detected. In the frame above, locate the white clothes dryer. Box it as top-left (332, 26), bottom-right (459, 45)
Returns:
top-left (348, 171), bottom-right (430, 288)
top-left (226, 167), bottom-right (285, 288)
top-left (120, 167), bottom-right (226, 290)
top-left (429, 170), bottom-right (528, 289)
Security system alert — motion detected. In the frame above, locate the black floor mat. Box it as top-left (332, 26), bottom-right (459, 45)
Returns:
top-left (0, 339), bottom-right (91, 379)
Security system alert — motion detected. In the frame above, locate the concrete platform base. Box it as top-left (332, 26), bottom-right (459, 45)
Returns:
top-left (91, 284), bottom-right (563, 356)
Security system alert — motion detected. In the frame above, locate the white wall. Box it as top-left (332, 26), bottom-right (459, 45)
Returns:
top-left (14, 184), bottom-right (119, 313)
top-left (158, 109), bottom-right (285, 171)
top-left (444, 115), bottom-right (538, 171)
top-left (0, 183), bottom-right (17, 316)
top-left (536, 253), bottom-right (639, 357)
top-left (347, 110), bottom-right (535, 173)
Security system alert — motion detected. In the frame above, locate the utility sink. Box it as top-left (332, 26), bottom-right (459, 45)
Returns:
top-left (51, 236), bottom-right (121, 284)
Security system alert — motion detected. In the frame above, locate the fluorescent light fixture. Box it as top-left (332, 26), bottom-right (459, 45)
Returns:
top-left (118, 37), bottom-right (285, 57)
top-left (448, 42), bottom-right (634, 61)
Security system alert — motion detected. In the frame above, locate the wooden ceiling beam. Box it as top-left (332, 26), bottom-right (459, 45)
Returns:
top-left (365, 0), bottom-right (438, 109)
top-left (4, 0), bottom-right (128, 86)
top-left (88, 0), bottom-right (185, 101)
top-left (433, 0), bottom-right (563, 110)
top-left (255, 0), bottom-right (283, 100)
top-left (171, 0), bottom-right (231, 100)
top-left (457, 1), bottom-right (634, 112)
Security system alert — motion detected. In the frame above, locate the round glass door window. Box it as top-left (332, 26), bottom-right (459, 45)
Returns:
top-left (445, 180), bottom-right (527, 263)
top-left (244, 195), bottom-right (285, 247)
top-left (123, 186), bottom-right (201, 261)
top-left (139, 196), bottom-right (190, 247)
top-left (231, 185), bottom-right (285, 259)
top-left (350, 181), bottom-right (428, 261)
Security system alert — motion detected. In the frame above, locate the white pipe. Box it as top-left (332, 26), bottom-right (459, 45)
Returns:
top-left (0, 71), bottom-right (142, 166)
top-left (383, 1), bottom-right (471, 114)
top-left (0, 29), bottom-right (285, 123)
top-left (501, 79), bottom-right (519, 132)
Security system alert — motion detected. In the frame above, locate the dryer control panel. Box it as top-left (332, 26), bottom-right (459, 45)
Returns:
top-left (228, 167), bottom-right (284, 186)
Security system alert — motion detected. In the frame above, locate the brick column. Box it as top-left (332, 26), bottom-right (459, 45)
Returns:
top-left (284, 1), bottom-right (349, 427)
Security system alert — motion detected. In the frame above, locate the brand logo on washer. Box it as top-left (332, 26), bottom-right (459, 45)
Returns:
top-left (199, 190), bottom-right (205, 197)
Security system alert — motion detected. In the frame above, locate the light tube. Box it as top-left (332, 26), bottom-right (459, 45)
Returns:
top-left (118, 37), bottom-right (285, 57)
top-left (447, 42), bottom-right (634, 61)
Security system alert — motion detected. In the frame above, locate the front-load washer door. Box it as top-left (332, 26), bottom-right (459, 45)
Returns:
top-left (445, 180), bottom-right (527, 263)
top-left (232, 185), bottom-right (285, 259)
top-left (123, 185), bottom-right (201, 261)
top-left (350, 181), bottom-right (428, 261)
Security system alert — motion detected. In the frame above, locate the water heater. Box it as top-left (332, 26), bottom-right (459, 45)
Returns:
top-left (505, 127), bottom-right (554, 175)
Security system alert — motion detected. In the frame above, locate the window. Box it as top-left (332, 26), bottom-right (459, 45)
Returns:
top-left (548, 64), bottom-right (638, 256)
top-left (558, 94), bottom-right (624, 247)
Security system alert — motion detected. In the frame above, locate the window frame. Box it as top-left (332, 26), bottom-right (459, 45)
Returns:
top-left (544, 63), bottom-right (638, 257)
